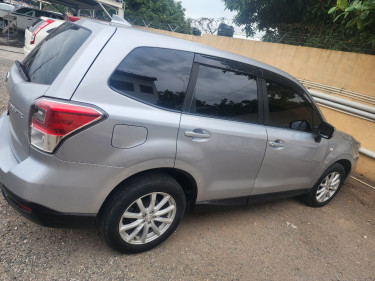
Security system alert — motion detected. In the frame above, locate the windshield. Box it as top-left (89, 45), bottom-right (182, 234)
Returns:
top-left (22, 22), bottom-right (91, 85)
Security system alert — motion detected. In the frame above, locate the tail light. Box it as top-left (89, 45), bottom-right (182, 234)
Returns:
top-left (30, 99), bottom-right (104, 153)
top-left (30, 19), bottom-right (54, 45)
top-left (65, 15), bottom-right (81, 22)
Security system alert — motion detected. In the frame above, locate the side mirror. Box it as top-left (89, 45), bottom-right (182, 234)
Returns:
top-left (289, 120), bottom-right (311, 131)
top-left (319, 122), bottom-right (335, 139)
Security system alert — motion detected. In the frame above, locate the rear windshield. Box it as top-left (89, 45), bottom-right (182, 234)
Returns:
top-left (28, 18), bottom-right (44, 32)
top-left (23, 22), bottom-right (91, 85)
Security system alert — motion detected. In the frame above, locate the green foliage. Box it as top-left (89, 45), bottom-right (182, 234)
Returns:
top-left (223, 0), bottom-right (374, 53)
top-left (124, 0), bottom-right (192, 34)
top-left (329, 0), bottom-right (375, 29)
top-left (222, 0), bottom-right (336, 36)
top-left (329, 0), bottom-right (375, 47)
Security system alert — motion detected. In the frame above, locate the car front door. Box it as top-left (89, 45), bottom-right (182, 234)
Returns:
top-left (175, 55), bottom-right (268, 202)
top-left (252, 77), bottom-right (328, 196)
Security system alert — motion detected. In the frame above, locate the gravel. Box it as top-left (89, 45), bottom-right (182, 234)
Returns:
top-left (0, 48), bottom-right (374, 281)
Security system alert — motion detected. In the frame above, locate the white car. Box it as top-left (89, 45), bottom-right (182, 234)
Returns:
top-left (10, 7), bottom-right (63, 30)
top-left (0, 3), bottom-right (15, 26)
top-left (24, 17), bottom-right (65, 56)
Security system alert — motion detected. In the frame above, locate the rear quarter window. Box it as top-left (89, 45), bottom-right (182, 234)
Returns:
top-left (109, 47), bottom-right (194, 111)
top-left (23, 22), bottom-right (91, 85)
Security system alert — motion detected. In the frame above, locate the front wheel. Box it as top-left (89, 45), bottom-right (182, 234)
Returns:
top-left (301, 163), bottom-right (346, 207)
top-left (101, 174), bottom-right (186, 253)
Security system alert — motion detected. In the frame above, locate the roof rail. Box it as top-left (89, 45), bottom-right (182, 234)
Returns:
top-left (111, 15), bottom-right (132, 27)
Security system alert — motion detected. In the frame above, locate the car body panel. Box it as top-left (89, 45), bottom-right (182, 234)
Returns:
top-left (252, 126), bottom-right (329, 195)
top-left (6, 64), bottom-right (50, 161)
top-left (0, 112), bottom-right (122, 213)
top-left (311, 130), bottom-right (359, 184)
top-left (57, 27), bottom-right (181, 169)
top-left (6, 21), bottom-right (115, 164)
top-left (0, 19), bottom-right (360, 218)
top-left (176, 114), bottom-right (267, 201)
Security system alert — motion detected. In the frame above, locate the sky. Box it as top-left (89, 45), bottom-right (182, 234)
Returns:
top-left (179, 0), bottom-right (236, 20)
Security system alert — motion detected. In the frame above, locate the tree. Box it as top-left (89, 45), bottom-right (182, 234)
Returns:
top-left (124, 0), bottom-right (192, 34)
top-left (222, 0), bottom-right (335, 36)
top-left (223, 0), bottom-right (374, 54)
top-left (328, 0), bottom-right (375, 47)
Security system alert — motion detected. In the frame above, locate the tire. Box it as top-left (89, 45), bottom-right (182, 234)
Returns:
top-left (101, 173), bottom-right (186, 253)
top-left (301, 163), bottom-right (346, 207)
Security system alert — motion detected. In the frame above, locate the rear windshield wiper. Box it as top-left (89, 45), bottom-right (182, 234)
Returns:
top-left (15, 60), bottom-right (31, 82)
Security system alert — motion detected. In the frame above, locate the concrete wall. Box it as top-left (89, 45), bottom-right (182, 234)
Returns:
top-left (144, 28), bottom-right (375, 182)
top-left (147, 29), bottom-right (375, 97)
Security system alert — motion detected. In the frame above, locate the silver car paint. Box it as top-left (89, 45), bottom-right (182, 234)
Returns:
top-left (175, 114), bottom-right (267, 201)
top-left (252, 127), bottom-right (329, 195)
top-left (0, 114), bottom-right (121, 213)
top-left (6, 20), bottom-right (116, 163)
top-left (0, 19), bottom-right (359, 215)
top-left (6, 65), bottom-right (49, 161)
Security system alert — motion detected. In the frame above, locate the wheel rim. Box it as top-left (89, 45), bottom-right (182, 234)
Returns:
top-left (118, 192), bottom-right (177, 245)
top-left (316, 172), bottom-right (341, 203)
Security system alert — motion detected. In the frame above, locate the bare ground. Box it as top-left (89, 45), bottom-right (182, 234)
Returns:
top-left (0, 48), bottom-right (374, 281)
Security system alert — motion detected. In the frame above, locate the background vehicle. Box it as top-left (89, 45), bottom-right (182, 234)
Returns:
top-left (7, 7), bottom-right (63, 30)
top-left (0, 2), bottom-right (15, 18)
top-left (0, 19), bottom-right (360, 253)
top-left (24, 17), bottom-right (65, 55)
top-left (0, 2), bottom-right (15, 28)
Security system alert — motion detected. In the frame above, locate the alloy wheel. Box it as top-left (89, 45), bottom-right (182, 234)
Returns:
top-left (118, 192), bottom-right (177, 245)
top-left (316, 172), bottom-right (341, 203)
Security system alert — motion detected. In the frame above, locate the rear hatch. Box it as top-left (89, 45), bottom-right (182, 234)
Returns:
top-left (6, 20), bottom-right (116, 161)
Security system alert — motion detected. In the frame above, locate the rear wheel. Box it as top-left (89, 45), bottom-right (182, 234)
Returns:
top-left (101, 173), bottom-right (186, 253)
top-left (301, 163), bottom-right (346, 207)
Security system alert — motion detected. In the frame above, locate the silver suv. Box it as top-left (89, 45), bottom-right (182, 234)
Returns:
top-left (0, 20), bottom-right (360, 253)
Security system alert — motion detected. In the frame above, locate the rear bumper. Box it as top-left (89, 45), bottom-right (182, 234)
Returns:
top-left (0, 112), bottom-right (122, 217)
top-left (1, 184), bottom-right (96, 227)
top-left (23, 46), bottom-right (31, 56)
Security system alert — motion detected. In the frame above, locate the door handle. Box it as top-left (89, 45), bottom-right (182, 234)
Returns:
top-left (185, 129), bottom-right (210, 139)
top-left (269, 140), bottom-right (284, 148)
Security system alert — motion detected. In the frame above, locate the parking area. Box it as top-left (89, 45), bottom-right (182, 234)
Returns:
top-left (0, 48), bottom-right (374, 280)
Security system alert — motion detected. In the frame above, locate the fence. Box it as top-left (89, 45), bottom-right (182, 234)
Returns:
top-left (128, 17), bottom-right (375, 55)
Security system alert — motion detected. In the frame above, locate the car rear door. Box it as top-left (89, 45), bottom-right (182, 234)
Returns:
top-left (175, 55), bottom-right (267, 202)
top-left (6, 21), bottom-right (115, 161)
top-left (252, 75), bottom-right (328, 196)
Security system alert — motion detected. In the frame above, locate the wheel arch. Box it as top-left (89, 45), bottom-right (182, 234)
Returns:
top-left (335, 159), bottom-right (352, 180)
top-left (98, 168), bottom-right (198, 218)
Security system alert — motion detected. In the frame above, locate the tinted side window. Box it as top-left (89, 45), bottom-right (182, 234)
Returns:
top-left (190, 65), bottom-right (258, 123)
top-left (109, 48), bottom-right (194, 111)
top-left (266, 80), bottom-right (313, 132)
